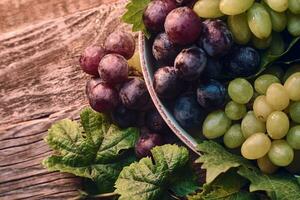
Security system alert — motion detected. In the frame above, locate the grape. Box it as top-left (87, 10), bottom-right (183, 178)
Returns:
top-left (203, 57), bottom-right (223, 79)
top-left (173, 0), bottom-right (194, 6)
top-left (268, 140), bottom-right (294, 167)
top-left (119, 78), bottom-right (151, 110)
top-left (174, 47), bottom-right (207, 80)
top-left (223, 124), bottom-right (245, 149)
top-left (253, 95), bottom-right (274, 122)
top-left (104, 31), bottom-right (135, 59)
top-left (143, 0), bottom-right (177, 32)
top-left (286, 150), bottom-right (300, 174)
top-left (227, 14), bottom-right (251, 45)
top-left (146, 110), bottom-right (168, 133)
top-left (257, 156), bottom-right (278, 174)
top-left (226, 46), bottom-right (260, 77)
top-left (264, 0), bottom-right (288, 12)
top-left (284, 72), bottom-right (300, 101)
top-left (198, 20), bottom-right (233, 57)
top-left (228, 78), bottom-right (254, 104)
top-left (79, 46), bottom-right (105, 76)
top-left (98, 54), bottom-right (128, 84)
top-left (202, 110), bottom-right (231, 139)
top-left (287, 12), bottom-right (300, 37)
top-left (251, 34), bottom-right (272, 50)
top-left (111, 105), bottom-right (138, 128)
top-left (241, 111), bottom-right (266, 138)
top-left (152, 33), bottom-right (181, 65)
top-left (225, 101), bottom-right (247, 120)
top-left (135, 133), bottom-right (165, 158)
top-left (193, 0), bottom-right (223, 18)
top-left (196, 80), bottom-right (226, 110)
top-left (263, 2), bottom-right (287, 32)
top-left (263, 65), bottom-right (284, 80)
top-left (128, 51), bottom-right (142, 74)
top-left (287, 126), bottom-right (300, 150)
top-left (247, 3), bottom-right (272, 39)
top-left (86, 77), bottom-right (102, 97)
top-left (153, 66), bottom-right (183, 99)
top-left (220, 0), bottom-right (254, 15)
top-left (165, 7), bottom-right (201, 45)
top-left (255, 74), bottom-right (280, 95)
top-left (87, 81), bottom-right (119, 112)
top-left (289, 0), bottom-right (300, 14)
top-left (266, 111), bottom-right (289, 139)
top-left (241, 133), bottom-right (271, 160)
top-left (266, 32), bottom-right (285, 56)
top-left (289, 102), bottom-right (300, 123)
top-left (283, 64), bottom-right (300, 82)
top-left (266, 83), bottom-right (289, 111)
top-left (174, 95), bottom-right (205, 129)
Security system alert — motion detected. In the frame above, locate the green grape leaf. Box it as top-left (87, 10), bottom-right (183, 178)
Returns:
top-left (115, 144), bottom-right (198, 200)
top-left (196, 141), bottom-right (251, 183)
top-left (43, 108), bottom-right (139, 193)
top-left (188, 170), bottom-right (257, 200)
top-left (122, 0), bottom-right (151, 38)
top-left (238, 166), bottom-right (300, 200)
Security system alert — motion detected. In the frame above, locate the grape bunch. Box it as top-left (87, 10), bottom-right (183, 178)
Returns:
top-left (79, 31), bottom-right (174, 158)
top-left (202, 64), bottom-right (300, 174)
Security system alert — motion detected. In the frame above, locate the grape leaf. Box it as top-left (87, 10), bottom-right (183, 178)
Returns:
top-left (122, 0), bottom-right (151, 38)
top-left (238, 167), bottom-right (300, 200)
top-left (196, 141), bottom-right (251, 183)
top-left (115, 144), bottom-right (198, 200)
top-left (43, 108), bottom-right (139, 193)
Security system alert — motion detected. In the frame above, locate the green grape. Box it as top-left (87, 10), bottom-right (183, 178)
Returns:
top-left (241, 111), bottom-right (266, 138)
top-left (264, 0), bottom-right (288, 12)
top-left (241, 133), bottom-right (271, 160)
top-left (127, 51), bottom-right (142, 74)
top-left (283, 64), bottom-right (300, 82)
top-left (263, 65), bottom-right (284, 80)
top-left (220, 0), bottom-right (254, 15)
top-left (289, 0), bottom-right (300, 14)
top-left (228, 78), bottom-right (254, 104)
top-left (193, 0), bottom-right (224, 18)
top-left (247, 3), bottom-right (272, 39)
top-left (266, 111), bottom-right (289, 139)
top-left (284, 72), bottom-right (300, 101)
top-left (203, 110), bottom-right (232, 139)
top-left (286, 150), bottom-right (300, 174)
top-left (224, 124), bottom-right (245, 149)
top-left (268, 140), bottom-right (294, 167)
top-left (263, 3), bottom-right (287, 32)
top-left (253, 95), bottom-right (274, 122)
top-left (255, 74), bottom-right (280, 94)
top-left (266, 83), bottom-right (289, 111)
top-left (251, 34), bottom-right (272, 49)
top-left (287, 125), bottom-right (300, 149)
top-left (266, 32), bottom-right (285, 56)
top-left (257, 155), bottom-right (278, 174)
top-left (287, 12), bottom-right (300, 36)
top-left (227, 14), bottom-right (252, 45)
top-left (225, 101), bottom-right (247, 120)
top-left (289, 102), bottom-right (300, 123)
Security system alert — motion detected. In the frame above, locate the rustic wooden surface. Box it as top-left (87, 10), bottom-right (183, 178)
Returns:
top-left (0, 0), bottom-right (134, 199)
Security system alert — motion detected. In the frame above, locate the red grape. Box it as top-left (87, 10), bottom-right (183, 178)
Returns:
top-left (135, 133), bottom-right (165, 158)
top-left (79, 46), bottom-right (106, 76)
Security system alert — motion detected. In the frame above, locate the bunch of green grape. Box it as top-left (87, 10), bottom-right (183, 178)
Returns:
top-left (193, 0), bottom-right (300, 49)
top-left (202, 64), bottom-right (300, 174)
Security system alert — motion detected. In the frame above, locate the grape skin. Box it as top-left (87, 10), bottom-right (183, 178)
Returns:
top-left (241, 133), bottom-right (271, 160)
top-left (79, 46), bottom-right (106, 76)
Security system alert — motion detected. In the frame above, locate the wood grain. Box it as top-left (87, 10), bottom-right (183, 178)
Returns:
top-left (0, 0), bottom-right (135, 199)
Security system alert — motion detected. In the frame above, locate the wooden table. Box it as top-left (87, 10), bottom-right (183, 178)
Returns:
top-left (0, 0), bottom-right (133, 199)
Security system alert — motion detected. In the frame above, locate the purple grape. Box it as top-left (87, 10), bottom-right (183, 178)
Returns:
top-left (111, 105), bottom-right (138, 128)
top-left (79, 46), bottom-right (106, 76)
top-left (143, 0), bottom-right (177, 32)
top-left (145, 110), bottom-right (168, 133)
top-left (104, 31), bottom-right (135, 59)
top-left (152, 33), bottom-right (181, 65)
top-left (98, 54), bottom-right (128, 84)
top-left (203, 57), bottom-right (223, 79)
top-left (135, 133), bottom-right (165, 158)
top-left (174, 47), bottom-right (207, 81)
top-left (198, 20), bottom-right (233, 57)
top-left (153, 66), bottom-right (183, 99)
top-left (164, 7), bottom-right (201, 45)
top-left (119, 77), bottom-right (151, 110)
top-left (86, 80), bottom-right (119, 112)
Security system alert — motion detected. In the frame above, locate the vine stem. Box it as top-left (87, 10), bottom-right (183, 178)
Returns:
top-left (90, 192), bottom-right (118, 198)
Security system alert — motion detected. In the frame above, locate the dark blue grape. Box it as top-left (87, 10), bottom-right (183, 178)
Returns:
top-left (135, 133), bottom-right (165, 158)
top-left (146, 110), bottom-right (168, 133)
top-left (203, 57), bottom-right (223, 79)
top-left (111, 105), bottom-right (138, 128)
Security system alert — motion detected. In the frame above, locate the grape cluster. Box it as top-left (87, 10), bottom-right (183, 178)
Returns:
top-left (79, 31), bottom-right (173, 158)
top-left (202, 64), bottom-right (300, 174)
top-left (193, 0), bottom-right (300, 48)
